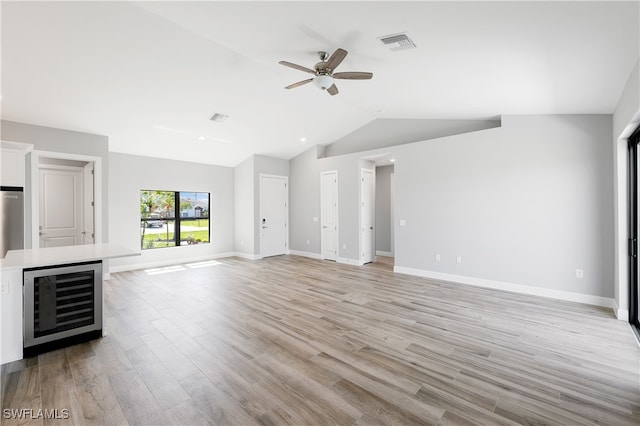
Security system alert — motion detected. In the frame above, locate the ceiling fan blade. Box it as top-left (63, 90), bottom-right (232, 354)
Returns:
top-left (279, 61), bottom-right (316, 75)
top-left (325, 48), bottom-right (348, 71)
top-left (327, 84), bottom-right (339, 96)
top-left (333, 72), bottom-right (373, 80)
top-left (285, 78), bottom-right (313, 89)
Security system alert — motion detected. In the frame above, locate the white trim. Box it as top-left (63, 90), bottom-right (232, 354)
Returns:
top-left (359, 168), bottom-right (375, 264)
top-left (30, 150), bottom-right (102, 248)
top-left (1, 140), bottom-right (33, 152)
top-left (235, 252), bottom-right (262, 260)
top-left (338, 257), bottom-right (363, 266)
top-left (108, 252), bottom-right (238, 273)
top-left (376, 250), bottom-right (393, 257)
top-left (289, 250), bottom-right (322, 260)
top-left (394, 266), bottom-right (615, 309)
top-left (612, 299), bottom-right (630, 321)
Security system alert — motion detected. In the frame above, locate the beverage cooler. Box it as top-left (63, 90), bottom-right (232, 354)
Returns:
top-left (23, 261), bottom-right (102, 357)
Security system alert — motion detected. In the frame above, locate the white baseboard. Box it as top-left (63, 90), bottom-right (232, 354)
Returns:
top-left (108, 252), bottom-right (237, 273)
top-left (233, 252), bottom-right (262, 260)
top-left (376, 251), bottom-right (393, 257)
top-left (612, 299), bottom-right (630, 321)
top-left (616, 309), bottom-right (630, 321)
top-left (394, 266), bottom-right (615, 310)
top-left (289, 250), bottom-right (322, 260)
top-left (338, 257), bottom-right (362, 266)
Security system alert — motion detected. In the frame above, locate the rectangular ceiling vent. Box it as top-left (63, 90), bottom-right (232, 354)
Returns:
top-left (209, 113), bottom-right (229, 123)
top-left (378, 33), bottom-right (417, 51)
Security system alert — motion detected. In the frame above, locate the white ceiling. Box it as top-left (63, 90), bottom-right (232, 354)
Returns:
top-left (2, 1), bottom-right (638, 167)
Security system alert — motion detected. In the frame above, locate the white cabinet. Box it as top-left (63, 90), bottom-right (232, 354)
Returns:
top-left (0, 267), bottom-right (23, 364)
top-left (1, 141), bottom-right (32, 187)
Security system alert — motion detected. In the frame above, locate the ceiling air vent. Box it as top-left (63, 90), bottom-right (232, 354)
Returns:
top-left (209, 113), bottom-right (229, 123)
top-left (378, 33), bottom-right (417, 51)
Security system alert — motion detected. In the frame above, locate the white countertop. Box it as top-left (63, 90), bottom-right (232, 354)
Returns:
top-left (0, 243), bottom-right (140, 269)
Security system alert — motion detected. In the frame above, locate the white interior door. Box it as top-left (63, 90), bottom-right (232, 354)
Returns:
top-left (260, 175), bottom-right (288, 257)
top-left (361, 169), bottom-right (374, 264)
top-left (83, 163), bottom-right (95, 244)
top-left (390, 172), bottom-right (395, 257)
top-left (321, 171), bottom-right (338, 261)
top-left (39, 165), bottom-right (84, 248)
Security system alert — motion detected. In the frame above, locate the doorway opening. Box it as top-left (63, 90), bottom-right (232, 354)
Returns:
top-left (374, 165), bottom-right (395, 269)
top-left (30, 151), bottom-right (101, 249)
top-left (628, 127), bottom-right (640, 339)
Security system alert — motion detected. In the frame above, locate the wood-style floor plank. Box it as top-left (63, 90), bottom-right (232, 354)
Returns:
top-left (1, 255), bottom-right (639, 425)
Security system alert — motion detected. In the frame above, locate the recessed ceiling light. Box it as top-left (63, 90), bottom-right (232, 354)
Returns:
top-left (390, 158), bottom-right (396, 163)
top-left (300, 137), bottom-right (307, 143)
top-left (198, 136), bottom-right (206, 140)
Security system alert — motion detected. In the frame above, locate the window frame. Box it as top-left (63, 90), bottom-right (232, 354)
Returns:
top-left (140, 190), bottom-right (210, 250)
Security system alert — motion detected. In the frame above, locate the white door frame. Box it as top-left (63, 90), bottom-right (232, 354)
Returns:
top-left (30, 150), bottom-right (102, 249)
top-left (360, 168), bottom-right (375, 265)
top-left (259, 173), bottom-right (289, 258)
top-left (390, 172), bottom-right (395, 257)
top-left (320, 170), bottom-right (339, 261)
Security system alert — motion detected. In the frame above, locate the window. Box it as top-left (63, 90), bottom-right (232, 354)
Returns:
top-left (140, 190), bottom-right (210, 250)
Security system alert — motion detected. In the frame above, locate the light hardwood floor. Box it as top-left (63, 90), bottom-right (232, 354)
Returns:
top-left (2, 255), bottom-right (639, 425)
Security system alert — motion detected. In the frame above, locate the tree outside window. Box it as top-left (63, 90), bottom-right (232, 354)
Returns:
top-left (140, 190), bottom-right (210, 249)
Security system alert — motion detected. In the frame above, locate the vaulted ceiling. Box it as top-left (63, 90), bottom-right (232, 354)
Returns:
top-left (2, 1), bottom-right (638, 167)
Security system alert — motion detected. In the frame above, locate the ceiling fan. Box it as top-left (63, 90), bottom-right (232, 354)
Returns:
top-left (279, 48), bottom-right (373, 96)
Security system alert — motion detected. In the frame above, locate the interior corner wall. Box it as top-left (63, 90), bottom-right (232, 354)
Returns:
top-left (0, 120), bottom-right (110, 245)
top-left (290, 147), bottom-right (323, 255)
top-left (394, 114), bottom-right (614, 299)
top-left (613, 59), bottom-right (640, 319)
top-left (375, 165), bottom-right (394, 253)
top-left (289, 146), bottom-right (379, 262)
top-left (108, 152), bottom-right (234, 270)
top-left (234, 156), bottom-right (255, 256)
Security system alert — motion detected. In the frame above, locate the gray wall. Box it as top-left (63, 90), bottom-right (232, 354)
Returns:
top-left (393, 115), bottom-right (613, 297)
top-left (1, 120), bottom-right (110, 245)
top-left (325, 118), bottom-right (501, 157)
top-left (290, 114), bottom-right (614, 299)
top-left (290, 146), bottom-right (376, 261)
top-left (290, 147), bottom-right (323, 255)
top-left (234, 156), bottom-right (254, 255)
top-left (613, 61), bottom-right (639, 140)
top-left (375, 165), bottom-right (394, 253)
top-left (109, 152), bottom-right (234, 269)
top-left (612, 59), bottom-right (640, 315)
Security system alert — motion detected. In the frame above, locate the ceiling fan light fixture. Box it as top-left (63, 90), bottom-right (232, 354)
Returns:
top-left (313, 74), bottom-right (334, 90)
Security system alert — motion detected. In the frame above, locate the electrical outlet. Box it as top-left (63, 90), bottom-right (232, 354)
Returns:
top-left (343, 243), bottom-right (347, 250)
top-left (457, 256), bottom-right (462, 264)
top-left (435, 254), bottom-right (441, 262)
top-left (399, 219), bottom-right (406, 227)
top-left (576, 269), bottom-right (584, 278)
top-left (306, 239), bottom-right (310, 245)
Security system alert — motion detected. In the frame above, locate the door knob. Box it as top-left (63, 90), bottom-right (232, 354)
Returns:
top-left (370, 226), bottom-right (374, 230)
